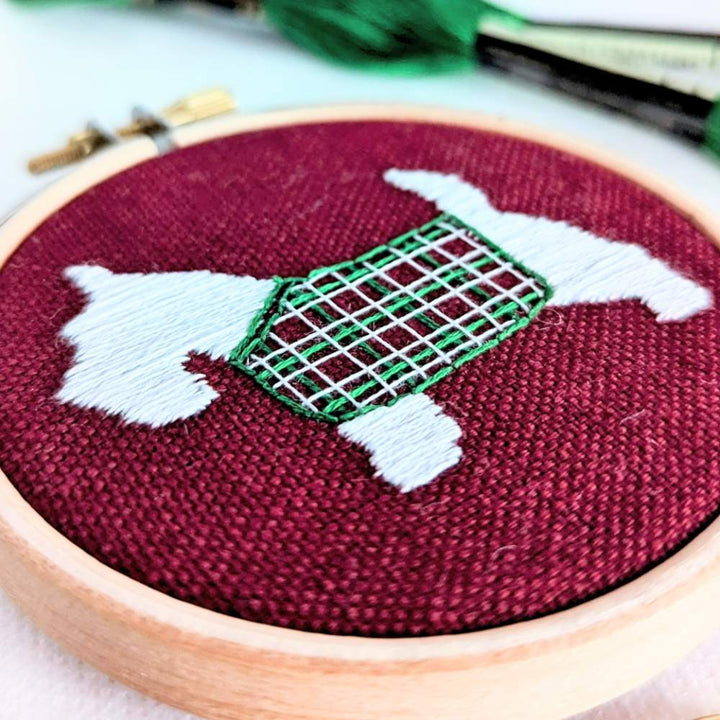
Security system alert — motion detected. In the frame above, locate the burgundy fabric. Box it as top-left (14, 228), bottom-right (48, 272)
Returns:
top-left (1, 120), bottom-right (719, 638)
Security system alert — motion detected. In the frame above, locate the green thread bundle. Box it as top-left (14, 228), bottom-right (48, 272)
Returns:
top-left (704, 100), bottom-right (720, 160)
top-left (14, 0), bottom-right (521, 74)
top-left (12, 0), bottom-right (720, 160)
top-left (262, 0), bottom-right (521, 74)
top-left (257, 0), bottom-right (720, 160)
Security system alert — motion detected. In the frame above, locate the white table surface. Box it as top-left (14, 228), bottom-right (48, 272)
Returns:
top-left (2, 1), bottom-right (720, 717)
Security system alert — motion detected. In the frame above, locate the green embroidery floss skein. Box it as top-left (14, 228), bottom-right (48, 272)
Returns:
top-left (13, 0), bottom-right (720, 161)
top-left (705, 102), bottom-right (720, 160)
top-left (260, 0), bottom-right (521, 75)
top-left (242, 0), bottom-right (720, 161)
top-left (12, 0), bottom-right (521, 73)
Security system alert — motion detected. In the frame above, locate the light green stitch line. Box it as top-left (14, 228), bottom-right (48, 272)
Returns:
top-left (230, 214), bottom-right (552, 423)
top-left (233, 218), bottom-right (544, 417)
top-left (276, 262), bottom-right (494, 373)
top-left (311, 300), bottom-right (386, 361)
top-left (264, 253), bottom-right (498, 377)
top-left (260, 284), bottom-right (529, 392)
top-left (280, 272), bottom-right (452, 388)
top-left (290, 217), bottom-right (451, 305)
top-left (273, 236), bottom-right (500, 365)
top-left (321, 291), bottom-right (539, 415)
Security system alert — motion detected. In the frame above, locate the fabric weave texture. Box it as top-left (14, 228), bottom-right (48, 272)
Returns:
top-left (0, 120), bottom-right (719, 638)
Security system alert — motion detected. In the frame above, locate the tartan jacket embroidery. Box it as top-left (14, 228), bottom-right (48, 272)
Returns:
top-left (230, 214), bottom-right (550, 423)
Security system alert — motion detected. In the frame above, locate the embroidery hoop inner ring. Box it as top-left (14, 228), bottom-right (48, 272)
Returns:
top-left (0, 105), bottom-right (719, 720)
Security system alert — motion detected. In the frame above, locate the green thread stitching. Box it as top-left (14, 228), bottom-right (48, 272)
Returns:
top-left (230, 214), bottom-right (552, 423)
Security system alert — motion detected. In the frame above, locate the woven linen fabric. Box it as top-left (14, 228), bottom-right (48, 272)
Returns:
top-left (0, 120), bottom-right (718, 638)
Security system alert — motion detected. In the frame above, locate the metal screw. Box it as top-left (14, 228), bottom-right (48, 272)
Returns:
top-left (28, 124), bottom-right (113, 175)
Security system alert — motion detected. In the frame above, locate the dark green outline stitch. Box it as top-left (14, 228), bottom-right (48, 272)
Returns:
top-left (229, 214), bottom-right (552, 423)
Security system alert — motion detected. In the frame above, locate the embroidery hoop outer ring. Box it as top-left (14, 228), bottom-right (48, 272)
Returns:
top-left (1, 105), bottom-right (719, 720)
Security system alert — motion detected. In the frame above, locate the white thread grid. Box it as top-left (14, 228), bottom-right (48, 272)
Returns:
top-left (233, 216), bottom-right (550, 421)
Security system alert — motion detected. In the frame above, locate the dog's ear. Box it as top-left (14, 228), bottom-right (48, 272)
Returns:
top-left (58, 266), bottom-right (275, 426)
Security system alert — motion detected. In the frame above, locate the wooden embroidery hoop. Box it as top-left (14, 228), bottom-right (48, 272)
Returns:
top-left (1, 104), bottom-right (719, 720)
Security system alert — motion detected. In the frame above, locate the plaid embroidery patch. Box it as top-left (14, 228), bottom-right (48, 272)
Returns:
top-left (230, 214), bottom-right (551, 423)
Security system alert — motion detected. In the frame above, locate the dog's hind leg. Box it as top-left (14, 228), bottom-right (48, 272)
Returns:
top-left (338, 393), bottom-right (462, 492)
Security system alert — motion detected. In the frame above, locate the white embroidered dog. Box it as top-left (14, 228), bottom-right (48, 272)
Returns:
top-left (57, 169), bottom-right (712, 491)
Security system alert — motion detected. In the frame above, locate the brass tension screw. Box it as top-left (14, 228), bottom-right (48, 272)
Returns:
top-left (27, 89), bottom-right (236, 174)
top-left (116, 88), bottom-right (237, 138)
top-left (27, 124), bottom-right (113, 175)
